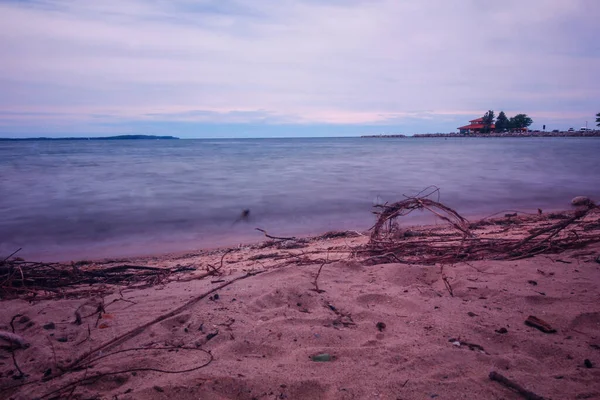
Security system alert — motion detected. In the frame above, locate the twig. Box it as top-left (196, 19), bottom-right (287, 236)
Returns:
top-left (75, 324), bottom-right (91, 346)
top-left (10, 314), bottom-right (23, 333)
top-left (63, 271), bottom-right (265, 373)
top-left (40, 347), bottom-right (213, 399)
top-left (216, 249), bottom-right (233, 273)
top-left (312, 259), bottom-right (328, 293)
top-left (11, 350), bottom-right (25, 379)
top-left (2, 248), bottom-right (22, 263)
top-left (440, 265), bottom-right (454, 297)
top-left (489, 371), bottom-right (546, 400)
top-left (255, 228), bottom-right (296, 241)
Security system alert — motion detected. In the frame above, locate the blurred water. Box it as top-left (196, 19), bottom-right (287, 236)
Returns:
top-left (1, 137), bottom-right (599, 260)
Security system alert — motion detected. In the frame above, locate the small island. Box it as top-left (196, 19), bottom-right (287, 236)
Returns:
top-left (0, 135), bottom-right (179, 141)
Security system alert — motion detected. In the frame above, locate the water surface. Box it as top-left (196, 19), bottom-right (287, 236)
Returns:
top-left (1, 137), bottom-right (599, 260)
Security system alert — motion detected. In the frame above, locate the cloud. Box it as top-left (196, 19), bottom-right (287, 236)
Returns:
top-left (0, 0), bottom-right (598, 136)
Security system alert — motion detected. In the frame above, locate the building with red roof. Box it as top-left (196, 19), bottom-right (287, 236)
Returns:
top-left (458, 117), bottom-right (494, 134)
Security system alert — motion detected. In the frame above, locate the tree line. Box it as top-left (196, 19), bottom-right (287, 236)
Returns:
top-left (480, 110), bottom-right (533, 133)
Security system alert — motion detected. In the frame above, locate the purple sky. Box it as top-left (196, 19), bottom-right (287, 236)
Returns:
top-left (0, 0), bottom-right (599, 137)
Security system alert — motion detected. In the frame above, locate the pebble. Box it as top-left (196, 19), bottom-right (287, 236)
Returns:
top-left (43, 322), bottom-right (56, 330)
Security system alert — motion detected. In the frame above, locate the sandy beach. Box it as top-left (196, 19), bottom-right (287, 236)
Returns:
top-left (1, 203), bottom-right (600, 400)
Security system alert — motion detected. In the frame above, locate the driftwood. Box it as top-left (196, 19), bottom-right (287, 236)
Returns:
top-left (489, 371), bottom-right (546, 400)
top-left (371, 196), bottom-right (471, 240)
top-left (0, 260), bottom-right (194, 299)
top-left (525, 316), bottom-right (557, 334)
top-left (366, 192), bottom-right (600, 265)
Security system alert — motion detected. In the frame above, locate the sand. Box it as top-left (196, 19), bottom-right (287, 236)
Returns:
top-left (1, 211), bottom-right (600, 400)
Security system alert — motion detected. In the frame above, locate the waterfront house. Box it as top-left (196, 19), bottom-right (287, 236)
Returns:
top-left (458, 117), bottom-right (494, 134)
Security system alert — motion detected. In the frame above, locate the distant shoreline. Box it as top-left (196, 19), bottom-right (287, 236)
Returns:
top-left (362, 131), bottom-right (600, 138)
top-left (0, 135), bottom-right (179, 141)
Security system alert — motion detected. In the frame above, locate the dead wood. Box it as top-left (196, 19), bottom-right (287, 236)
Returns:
top-left (61, 270), bottom-right (265, 374)
top-left (312, 259), bottom-right (328, 293)
top-left (370, 192), bottom-right (471, 241)
top-left (255, 228), bottom-right (297, 241)
top-left (489, 371), bottom-right (546, 400)
top-left (365, 192), bottom-right (600, 265)
top-left (0, 261), bottom-right (195, 300)
top-left (525, 316), bottom-right (557, 333)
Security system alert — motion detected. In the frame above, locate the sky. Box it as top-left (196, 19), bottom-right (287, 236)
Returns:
top-left (0, 0), bottom-right (599, 138)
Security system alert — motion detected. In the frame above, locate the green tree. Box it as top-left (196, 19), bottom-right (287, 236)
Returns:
top-left (596, 112), bottom-right (600, 127)
top-left (495, 111), bottom-right (510, 132)
top-left (509, 114), bottom-right (533, 130)
top-left (482, 110), bottom-right (495, 133)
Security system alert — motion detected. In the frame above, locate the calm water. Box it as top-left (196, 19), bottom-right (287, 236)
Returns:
top-left (1, 137), bottom-right (599, 261)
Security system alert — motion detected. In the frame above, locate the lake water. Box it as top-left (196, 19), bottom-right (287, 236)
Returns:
top-left (1, 137), bottom-right (599, 261)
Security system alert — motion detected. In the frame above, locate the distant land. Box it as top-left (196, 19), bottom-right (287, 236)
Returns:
top-left (362, 130), bottom-right (600, 138)
top-left (0, 135), bottom-right (179, 141)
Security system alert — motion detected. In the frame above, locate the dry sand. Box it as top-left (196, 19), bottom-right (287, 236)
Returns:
top-left (1, 211), bottom-right (600, 400)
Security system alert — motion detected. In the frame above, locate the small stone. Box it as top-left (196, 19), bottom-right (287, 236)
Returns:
top-left (467, 312), bottom-right (477, 317)
top-left (57, 337), bottom-right (67, 343)
top-left (376, 322), bottom-right (386, 332)
top-left (43, 322), bottom-right (56, 330)
top-left (495, 328), bottom-right (508, 334)
top-left (527, 280), bottom-right (538, 286)
top-left (153, 385), bottom-right (164, 392)
top-left (18, 316), bottom-right (30, 324)
top-left (584, 359), bottom-right (593, 368)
